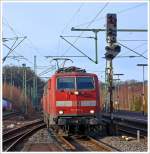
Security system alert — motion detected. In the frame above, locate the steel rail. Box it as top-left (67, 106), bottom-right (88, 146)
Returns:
top-left (62, 135), bottom-right (120, 151)
top-left (3, 119), bottom-right (44, 151)
top-left (5, 123), bottom-right (45, 151)
top-left (3, 119), bottom-right (43, 138)
top-left (87, 136), bottom-right (120, 151)
top-left (117, 126), bottom-right (147, 138)
top-left (48, 127), bottom-right (76, 151)
top-left (3, 112), bottom-right (20, 120)
top-left (59, 136), bottom-right (76, 150)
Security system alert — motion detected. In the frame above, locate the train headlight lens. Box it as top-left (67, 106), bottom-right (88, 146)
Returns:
top-left (74, 91), bottom-right (79, 95)
top-left (90, 110), bottom-right (95, 114)
top-left (59, 110), bottom-right (63, 115)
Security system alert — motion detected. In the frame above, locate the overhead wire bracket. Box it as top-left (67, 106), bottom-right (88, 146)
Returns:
top-left (60, 35), bottom-right (98, 64)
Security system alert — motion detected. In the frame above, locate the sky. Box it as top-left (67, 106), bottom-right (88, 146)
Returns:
top-left (2, 2), bottom-right (148, 82)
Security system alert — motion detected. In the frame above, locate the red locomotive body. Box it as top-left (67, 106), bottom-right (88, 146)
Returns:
top-left (42, 67), bottom-right (101, 134)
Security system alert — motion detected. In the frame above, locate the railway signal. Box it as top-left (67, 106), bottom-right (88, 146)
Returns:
top-left (105, 44), bottom-right (121, 60)
top-left (71, 21), bottom-right (146, 114)
top-left (66, 11), bottom-right (147, 114)
top-left (106, 14), bottom-right (117, 44)
top-left (105, 13), bottom-right (121, 114)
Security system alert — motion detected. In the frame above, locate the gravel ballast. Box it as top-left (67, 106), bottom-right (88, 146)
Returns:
top-left (98, 136), bottom-right (147, 152)
top-left (22, 128), bottom-right (148, 152)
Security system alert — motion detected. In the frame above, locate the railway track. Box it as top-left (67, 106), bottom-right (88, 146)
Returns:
top-left (101, 111), bottom-right (147, 138)
top-left (48, 128), bottom-right (119, 152)
top-left (3, 119), bottom-right (46, 151)
top-left (117, 126), bottom-right (147, 139)
top-left (3, 112), bottom-right (20, 120)
top-left (60, 135), bottom-right (120, 151)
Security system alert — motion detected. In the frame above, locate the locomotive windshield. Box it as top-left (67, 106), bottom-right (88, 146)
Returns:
top-left (57, 76), bottom-right (95, 90)
top-left (57, 77), bottom-right (75, 90)
top-left (76, 77), bottom-right (94, 90)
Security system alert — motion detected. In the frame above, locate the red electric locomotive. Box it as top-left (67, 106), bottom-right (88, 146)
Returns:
top-left (42, 66), bottom-right (101, 135)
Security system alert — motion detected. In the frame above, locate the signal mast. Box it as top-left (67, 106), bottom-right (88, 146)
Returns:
top-left (105, 14), bottom-right (121, 113)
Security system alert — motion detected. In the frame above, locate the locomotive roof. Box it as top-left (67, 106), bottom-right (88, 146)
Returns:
top-left (44, 67), bottom-right (98, 82)
top-left (54, 71), bottom-right (97, 77)
top-left (54, 66), bottom-right (97, 76)
top-left (56, 66), bottom-right (86, 73)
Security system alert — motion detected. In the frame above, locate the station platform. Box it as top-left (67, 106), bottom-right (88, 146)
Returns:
top-left (100, 110), bottom-right (147, 124)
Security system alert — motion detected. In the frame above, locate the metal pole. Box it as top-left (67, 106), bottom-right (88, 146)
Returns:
top-left (104, 61), bottom-right (107, 112)
top-left (24, 67), bottom-right (27, 114)
top-left (142, 66), bottom-right (145, 115)
top-left (71, 27), bottom-right (147, 32)
top-left (95, 32), bottom-right (98, 64)
top-left (33, 75), bottom-right (35, 108)
top-left (113, 74), bottom-right (124, 111)
top-left (117, 77), bottom-right (119, 110)
top-left (10, 68), bottom-right (13, 99)
top-left (128, 86), bottom-right (130, 110)
top-left (35, 71), bottom-right (37, 111)
top-left (22, 64), bottom-right (25, 113)
top-left (34, 55), bottom-right (37, 111)
top-left (105, 59), bottom-right (113, 113)
top-left (109, 60), bottom-right (113, 114)
top-left (22, 63), bottom-right (27, 114)
top-left (137, 64), bottom-right (147, 115)
top-left (137, 130), bottom-right (140, 142)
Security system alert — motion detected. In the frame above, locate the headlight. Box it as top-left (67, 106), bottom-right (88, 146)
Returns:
top-left (59, 110), bottom-right (63, 115)
top-left (90, 110), bottom-right (95, 114)
top-left (74, 91), bottom-right (79, 95)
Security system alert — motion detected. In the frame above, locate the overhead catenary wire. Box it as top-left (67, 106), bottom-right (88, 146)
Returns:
top-left (4, 5), bottom-right (84, 73)
top-left (40, 3), bottom-right (109, 76)
top-left (56, 3), bottom-right (84, 57)
top-left (25, 38), bottom-right (50, 65)
top-left (118, 39), bottom-right (147, 42)
top-left (132, 42), bottom-right (147, 50)
top-left (60, 3), bottom-right (84, 34)
top-left (3, 36), bottom-right (27, 42)
top-left (61, 2), bottom-right (109, 57)
top-left (37, 58), bottom-right (56, 76)
top-left (60, 36), bottom-right (95, 63)
top-left (118, 42), bottom-right (147, 60)
top-left (3, 18), bottom-right (18, 37)
top-left (118, 42), bottom-right (147, 57)
top-left (74, 3), bottom-right (146, 28)
top-left (60, 35), bottom-right (95, 39)
top-left (38, 65), bottom-right (56, 77)
top-left (13, 50), bottom-right (34, 65)
top-left (3, 17), bottom-right (50, 66)
top-left (3, 20), bottom-right (33, 65)
top-left (141, 49), bottom-right (147, 55)
top-left (3, 36), bottom-right (27, 63)
top-left (3, 38), bottom-right (18, 59)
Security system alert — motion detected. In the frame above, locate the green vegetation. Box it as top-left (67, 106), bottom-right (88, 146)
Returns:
top-left (130, 96), bottom-right (142, 112)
